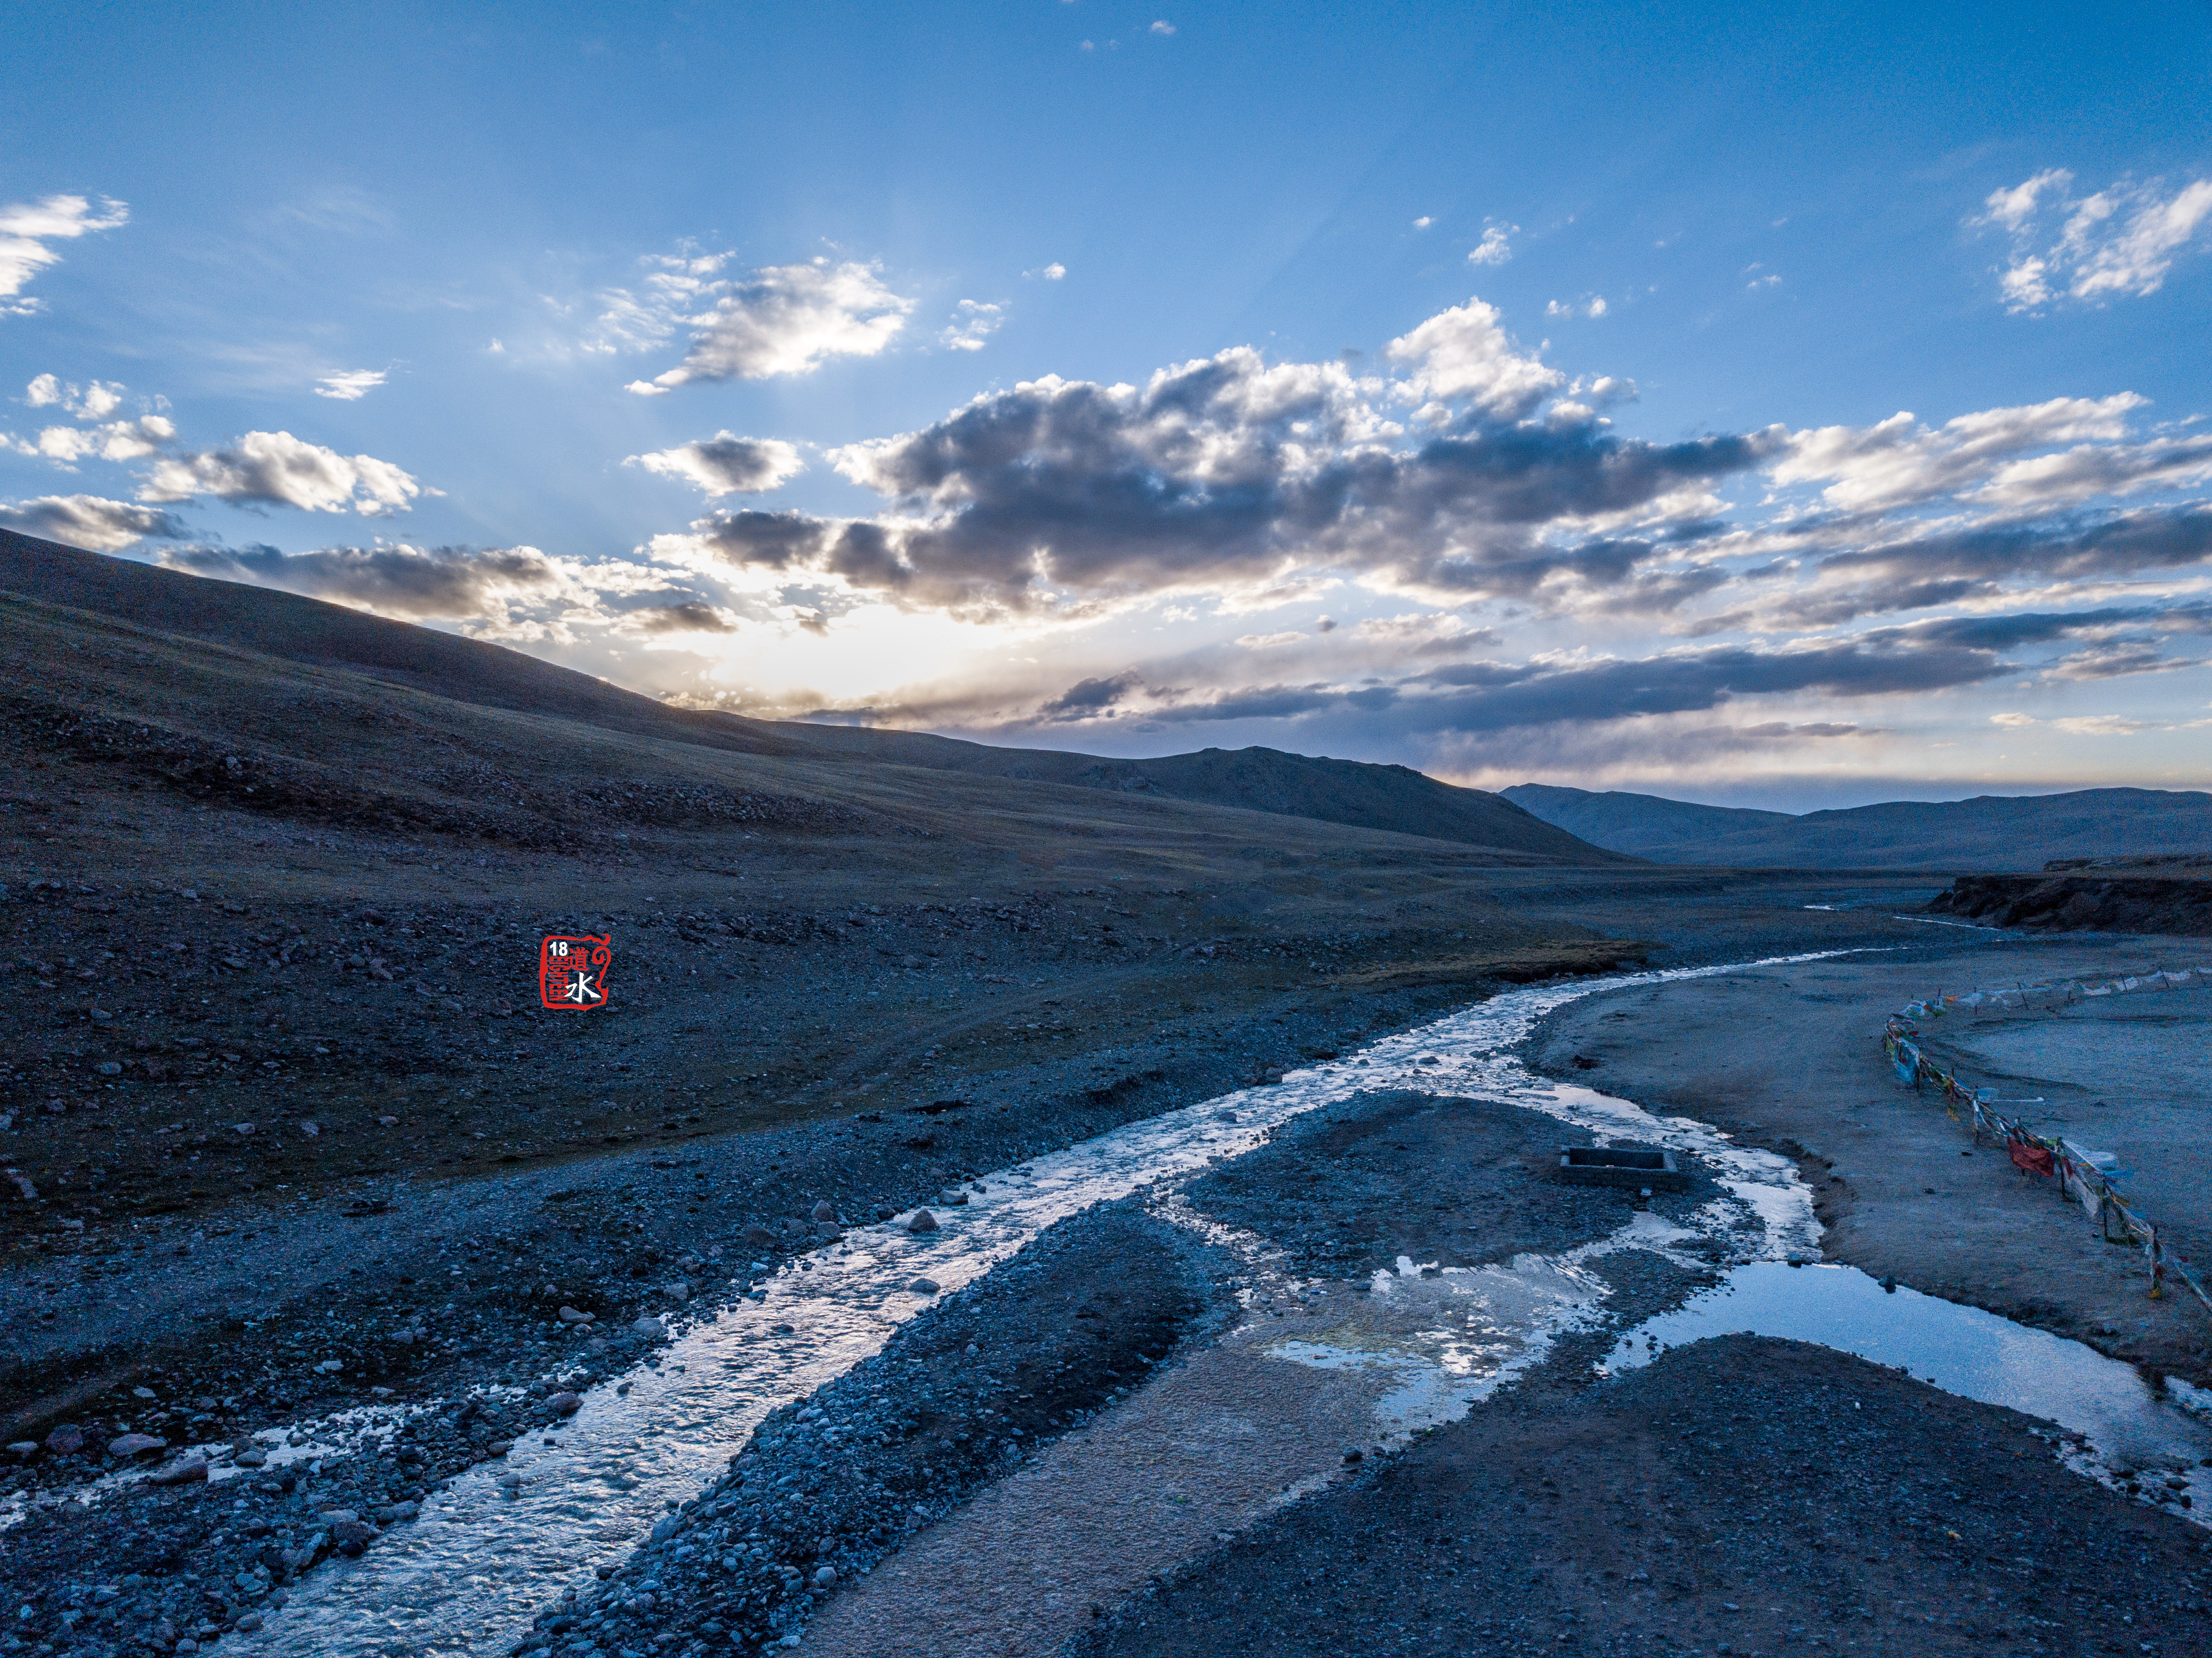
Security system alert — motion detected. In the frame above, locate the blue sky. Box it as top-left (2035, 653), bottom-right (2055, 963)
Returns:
top-left (5, 1), bottom-right (2210, 809)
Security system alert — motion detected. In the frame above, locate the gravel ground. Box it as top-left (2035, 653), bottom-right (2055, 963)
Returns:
top-left (518, 1202), bottom-right (1234, 1657)
top-left (1, 898), bottom-right (1970, 1658)
top-left (1076, 1333), bottom-right (2212, 1657)
top-left (1177, 1087), bottom-right (1744, 1278)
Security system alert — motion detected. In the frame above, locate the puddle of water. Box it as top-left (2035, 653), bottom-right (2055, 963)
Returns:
top-left (1603, 1262), bottom-right (2212, 1522)
top-left (239, 949), bottom-right (1852, 1656)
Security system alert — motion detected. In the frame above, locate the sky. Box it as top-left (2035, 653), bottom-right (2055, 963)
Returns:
top-left (4, 0), bottom-right (2210, 812)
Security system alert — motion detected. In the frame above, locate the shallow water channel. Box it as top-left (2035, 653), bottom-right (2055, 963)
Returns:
top-left (225, 949), bottom-right (2207, 1656)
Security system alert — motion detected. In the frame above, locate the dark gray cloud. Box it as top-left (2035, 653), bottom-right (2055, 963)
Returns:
top-left (0, 493), bottom-right (187, 552)
top-left (627, 433), bottom-right (803, 497)
top-left (1689, 577), bottom-right (2006, 634)
top-left (630, 601), bottom-right (738, 634)
top-left (675, 349), bottom-right (1776, 617)
top-left (1817, 504), bottom-right (2212, 585)
top-left (1027, 608), bottom-right (2190, 743)
top-left (158, 541), bottom-right (572, 618)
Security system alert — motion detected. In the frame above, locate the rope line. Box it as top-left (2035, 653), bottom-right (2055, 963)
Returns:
top-left (1881, 963), bottom-right (2212, 1320)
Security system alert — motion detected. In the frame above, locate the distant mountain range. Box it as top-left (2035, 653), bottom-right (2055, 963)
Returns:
top-left (0, 530), bottom-right (1616, 866)
top-left (1502, 782), bottom-right (2212, 871)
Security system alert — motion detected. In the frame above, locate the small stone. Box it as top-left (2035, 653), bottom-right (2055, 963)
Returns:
top-left (632, 1316), bottom-right (665, 1338)
top-left (907, 1210), bottom-right (939, 1234)
top-left (940, 1190), bottom-right (969, 1206)
top-left (96, 1061), bottom-right (122, 1076)
top-left (330, 1518), bottom-right (378, 1549)
top-left (811, 1201), bottom-right (838, 1222)
top-left (557, 1306), bottom-right (595, 1324)
top-left (547, 1391), bottom-right (582, 1416)
top-left (813, 1565), bottom-right (838, 1587)
top-left (6, 1441), bottom-right (36, 1459)
top-left (148, 1458), bottom-right (209, 1486)
top-left (234, 1448), bottom-right (267, 1467)
top-left (742, 1224), bottom-right (778, 1248)
top-left (908, 1278), bottom-right (940, 1295)
top-left (1342, 1448), bottom-right (1363, 1464)
top-left (45, 1425), bottom-right (85, 1456)
top-left (107, 1432), bottom-right (167, 1459)
top-left (234, 1612), bottom-right (263, 1633)
top-left (299, 1121), bottom-right (320, 1137)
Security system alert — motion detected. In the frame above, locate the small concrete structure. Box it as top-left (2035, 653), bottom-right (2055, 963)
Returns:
top-left (1556, 1145), bottom-right (1687, 1191)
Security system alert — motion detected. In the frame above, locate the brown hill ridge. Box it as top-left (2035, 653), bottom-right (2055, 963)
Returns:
top-left (0, 529), bottom-right (1617, 865)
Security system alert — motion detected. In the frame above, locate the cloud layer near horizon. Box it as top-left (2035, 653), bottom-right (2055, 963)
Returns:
top-left (13, 285), bottom-right (2209, 795)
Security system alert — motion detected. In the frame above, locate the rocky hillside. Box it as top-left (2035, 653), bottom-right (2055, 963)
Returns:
top-left (1505, 780), bottom-right (2212, 869)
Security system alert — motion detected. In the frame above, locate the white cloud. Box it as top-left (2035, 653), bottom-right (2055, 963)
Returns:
top-left (1981, 169), bottom-right (2072, 233)
top-left (1978, 169), bottom-right (2212, 310)
top-left (626, 259), bottom-right (913, 394)
top-left (1466, 222), bottom-right (1516, 266)
top-left (1988, 712), bottom-right (2038, 728)
top-left (1412, 216), bottom-right (1433, 230)
top-left (1025, 262), bottom-right (1067, 281)
top-left (27, 415), bottom-right (174, 463)
top-left (627, 432), bottom-right (805, 497)
top-left (1545, 296), bottom-right (1608, 319)
top-left (0, 195), bottom-right (127, 316)
top-left (1150, 19), bottom-right (1176, 34)
top-left (1771, 393), bottom-right (2149, 513)
top-left (940, 299), bottom-right (1005, 352)
top-left (25, 375), bottom-right (128, 419)
top-left (581, 252), bottom-right (729, 356)
top-left (315, 369), bottom-right (387, 401)
top-left (1382, 295), bottom-right (1563, 418)
top-left (139, 430), bottom-right (425, 515)
top-left (0, 493), bottom-right (186, 551)
top-left (2052, 714), bottom-right (2154, 735)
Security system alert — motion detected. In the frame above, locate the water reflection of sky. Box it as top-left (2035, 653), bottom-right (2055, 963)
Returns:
top-left (1606, 1261), bottom-right (2212, 1517)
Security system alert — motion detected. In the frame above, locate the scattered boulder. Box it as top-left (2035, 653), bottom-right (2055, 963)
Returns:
top-left (44, 1426), bottom-right (84, 1456)
top-left (906, 1210), bottom-right (939, 1234)
top-left (107, 1433), bottom-right (166, 1459)
top-left (547, 1391), bottom-right (582, 1416)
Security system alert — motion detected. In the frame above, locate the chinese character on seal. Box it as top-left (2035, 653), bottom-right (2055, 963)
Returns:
top-left (540, 934), bottom-right (612, 1010)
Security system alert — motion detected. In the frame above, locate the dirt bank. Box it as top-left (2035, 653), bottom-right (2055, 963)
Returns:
top-left (1930, 870), bottom-right (2212, 934)
top-left (1525, 946), bottom-right (2212, 1385)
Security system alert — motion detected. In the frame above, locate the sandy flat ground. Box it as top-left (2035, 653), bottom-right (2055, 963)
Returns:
top-left (1527, 941), bottom-right (2212, 1383)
